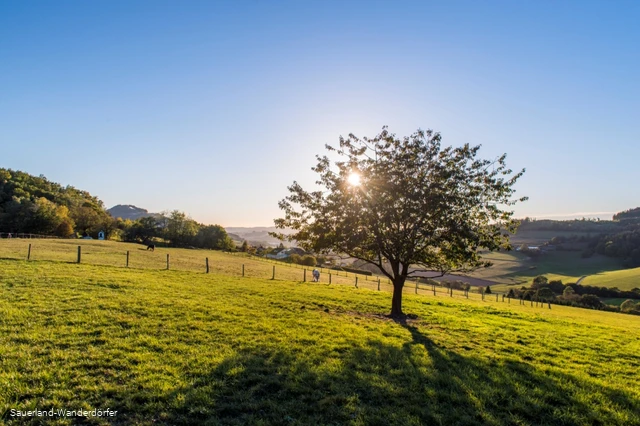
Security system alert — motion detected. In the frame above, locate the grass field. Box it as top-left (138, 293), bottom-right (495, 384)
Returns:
top-left (1, 246), bottom-right (640, 425)
top-left (472, 250), bottom-right (624, 291)
top-left (582, 267), bottom-right (640, 291)
top-left (0, 238), bottom-right (393, 289)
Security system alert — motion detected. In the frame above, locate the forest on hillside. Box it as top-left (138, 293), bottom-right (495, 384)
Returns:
top-left (0, 169), bottom-right (232, 250)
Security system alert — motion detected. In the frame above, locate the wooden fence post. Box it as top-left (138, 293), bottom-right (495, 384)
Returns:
top-left (355, 276), bottom-right (358, 288)
top-left (27, 244), bottom-right (31, 261)
top-left (77, 246), bottom-right (81, 263)
top-left (415, 279), bottom-right (418, 294)
top-left (377, 278), bottom-right (380, 291)
top-left (481, 288), bottom-right (484, 300)
top-left (206, 257), bottom-right (209, 273)
top-left (126, 251), bottom-right (129, 267)
top-left (272, 265), bottom-right (275, 280)
top-left (304, 269), bottom-right (306, 282)
top-left (329, 273), bottom-right (332, 284)
top-left (433, 284), bottom-right (436, 296)
top-left (242, 264), bottom-right (245, 277)
top-left (166, 254), bottom-right (170, 270)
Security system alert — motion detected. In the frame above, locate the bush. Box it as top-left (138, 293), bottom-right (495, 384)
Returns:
top-left (620, 299), bottom-right (640, 314)
top-left (301, 255), bottom-right (317, 266)
top-left (579, 294), bottom-right (603, 309)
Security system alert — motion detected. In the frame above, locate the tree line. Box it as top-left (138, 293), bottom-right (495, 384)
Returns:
top-left (0, 168), bottom-right (233, 250)
top-left (121, 211), bottom-right (234, 250)
top-left (508, 275), bottom-right (640, 314)
top-left (0, 168), bottom-right (112, 237)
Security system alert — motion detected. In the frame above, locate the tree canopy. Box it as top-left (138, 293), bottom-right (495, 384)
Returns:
top-left (0, 168), bottom-right (112, 236)
top-left (273, 127), bottom-right (526, 317)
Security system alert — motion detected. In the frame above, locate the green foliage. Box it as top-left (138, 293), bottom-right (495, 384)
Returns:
top-left (0, 168), bottom-right (111, 236)
top-left (274, 127), bottom-right (526, 316)
top-left (563, 286), bottom-right (576, 297)
top-left (125, 216), bottom-right (159, 242)
top-left (532, 275), bottom-right (548, 287)
top-left (195, 225), bottom-right (234, 250)
top-left (536, 287), bottom-right (555, 301)
top-left (121, 212), bottom-right (233, 251)
top-left (300, 255), bottom-right (317, 266)
top-left (620, 299), bottom-right (640, 314)
top-left (579, 294), bottom-right (604, 309)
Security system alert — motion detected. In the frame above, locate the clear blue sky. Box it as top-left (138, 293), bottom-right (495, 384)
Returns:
top-left (1, 1), bottom-right (638, 226)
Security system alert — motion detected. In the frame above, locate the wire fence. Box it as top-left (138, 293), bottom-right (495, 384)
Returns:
top-left (0, 232), bottom-right (59, 239)
top-left (0, 239), bottom-right (552, 309)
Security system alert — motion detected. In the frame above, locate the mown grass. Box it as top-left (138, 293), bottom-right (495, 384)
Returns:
top-left (582, 267), bottom-right (640, 291)
top-left (1, 257), bottom-right (639, 425)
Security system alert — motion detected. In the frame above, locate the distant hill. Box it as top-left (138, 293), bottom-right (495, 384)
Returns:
top-left (107, 205), bottom-right (161, 221)
top-left (225, 227), bottom-right (295, 247)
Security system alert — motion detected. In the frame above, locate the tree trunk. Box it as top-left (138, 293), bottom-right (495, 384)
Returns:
top-left (390, 279), bottom-right (405, 317)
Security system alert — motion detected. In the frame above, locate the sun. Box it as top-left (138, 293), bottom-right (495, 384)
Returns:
top-left (347, 172), bottom-right (361, 186)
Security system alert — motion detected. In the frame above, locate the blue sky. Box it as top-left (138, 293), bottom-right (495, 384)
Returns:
top-left (1, 1), bottom-right (638, 226)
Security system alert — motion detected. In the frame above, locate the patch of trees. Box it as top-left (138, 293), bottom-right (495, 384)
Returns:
top-left (0, 169), bottom-right (234, 251)
top-left (613, 207), bottom-right (640, 221)
top-left (0, 168), bottom-right (113, 237)
top-left (122, 210), bottom-right (234, 250)
top-left (620, 299), bottom-right (640, 314)
top-left (529, 275), bottom-right (640, 300)
top-left (512, 275), bottom-right (640, 314)
top-left (518, 217), bottom-right (618, 233)
top-left (289, 254), bottom-right (318, 266)
top-left (586, 230), bottom-right (640, 267)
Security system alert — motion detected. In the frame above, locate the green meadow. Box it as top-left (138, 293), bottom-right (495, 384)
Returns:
top-left (1, 242), bottom-right (640, 425)
top-left (582, 267), bottom-right (640, 291)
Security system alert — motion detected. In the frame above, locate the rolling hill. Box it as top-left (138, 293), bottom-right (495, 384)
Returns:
top-left (0, 241), bottom-right (639, 425)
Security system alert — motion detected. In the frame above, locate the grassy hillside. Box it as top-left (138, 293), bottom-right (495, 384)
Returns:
top-left (0, 239), bottom-right (388, 289)
top-left (467, 250), bottom-right (622, 287)
top-left (582, 267), bottom-right (640, 291)
top-left (1, 255), bottom-right (639, 424)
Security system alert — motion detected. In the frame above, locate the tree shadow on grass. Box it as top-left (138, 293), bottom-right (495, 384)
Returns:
top-left (105, 323), bottom-right (640, 426)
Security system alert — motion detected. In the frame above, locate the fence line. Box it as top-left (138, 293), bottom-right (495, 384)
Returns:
top-left (0, 232), bottom-right (58, 239)
top-left (0, 241), bottom-right (552, 309)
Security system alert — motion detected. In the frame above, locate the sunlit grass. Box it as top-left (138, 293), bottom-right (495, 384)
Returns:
top-left (0, 256), bottom-right (639, 425)
top-left (583, 266), bottom-right (640, 290)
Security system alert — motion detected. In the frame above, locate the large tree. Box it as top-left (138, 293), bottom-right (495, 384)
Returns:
top-left (273, 127), bottom-right (526, 317)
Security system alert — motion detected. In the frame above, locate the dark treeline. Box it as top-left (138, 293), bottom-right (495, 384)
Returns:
top-left (0, 168), bottom-right (233, 250)
top-left (585, 230), bottom-right (640, 267)
top-left (519, 211), bottom-right (640, 267)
